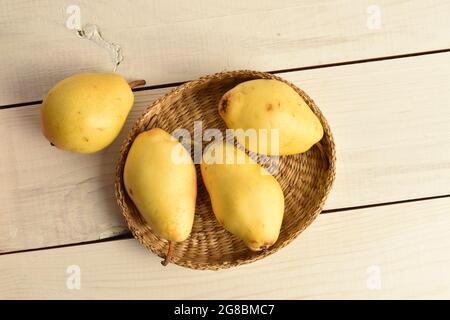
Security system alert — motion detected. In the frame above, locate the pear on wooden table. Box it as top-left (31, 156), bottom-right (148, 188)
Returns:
top-left (41, 73), bottom-right (145, 153)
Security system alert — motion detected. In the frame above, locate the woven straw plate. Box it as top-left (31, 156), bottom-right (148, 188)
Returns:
top-left (115, 70), bottom-right (336, 270)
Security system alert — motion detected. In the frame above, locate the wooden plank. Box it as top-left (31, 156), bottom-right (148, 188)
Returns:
top-left (1, 53), bottom-right (450, 253)
top-left (1, 197), bottom-right (449, 299)
top-left (1, 0), bottom-right (450, 105)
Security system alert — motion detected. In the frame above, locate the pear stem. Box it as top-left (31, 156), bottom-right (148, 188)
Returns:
top-left (161, 241), bottom-right (174, 266)
top-left (316, 140), bottom-right (329, 169)
top-left (128, 80), bottom-right (146, 89)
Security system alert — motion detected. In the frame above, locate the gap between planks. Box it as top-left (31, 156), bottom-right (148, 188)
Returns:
top-left (1, 193), bottom-right (450, 257)
top-left (2, 0), bottom-right (450, 105)
top-left (2, 47), bottom-right (450, 109)
top-left (1, 197), bottom-right (449, 299)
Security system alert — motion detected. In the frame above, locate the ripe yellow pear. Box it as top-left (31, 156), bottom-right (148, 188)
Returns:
top-left (41, 73), bottom-right (143, 153)
top-left (201, 141), bottom-right (284, 251)
top-left (124, 128), bottom-right (197, 245)
top-left (219, 79), bottom-right (323, 155)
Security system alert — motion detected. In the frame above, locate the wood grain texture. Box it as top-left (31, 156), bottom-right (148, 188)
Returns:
top-left (1, 53), bottom-right (450, 253)
top-left (1, 197), bottom-right (449, 299)
top-left (1, 0), bottom-right (450, 105)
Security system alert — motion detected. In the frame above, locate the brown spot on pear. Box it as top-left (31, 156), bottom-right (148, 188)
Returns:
top-left (219, 94), bottom-right (230, 114)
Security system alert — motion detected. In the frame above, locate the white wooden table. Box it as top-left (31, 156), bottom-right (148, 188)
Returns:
top-left (1, 0), bottom-right (450, 299)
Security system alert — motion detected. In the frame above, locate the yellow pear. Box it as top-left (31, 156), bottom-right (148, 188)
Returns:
top-left (124, 128), bottom-right (197, 246)
top-left (41, 73), bottom-right (144, 153)
top-left (219, 79), bottom-right (323, 155)
top-left (201, 141), bottom-right (284, 251)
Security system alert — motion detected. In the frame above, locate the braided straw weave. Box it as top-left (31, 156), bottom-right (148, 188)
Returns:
top-left (115, 70), bottom-right (336, 270)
